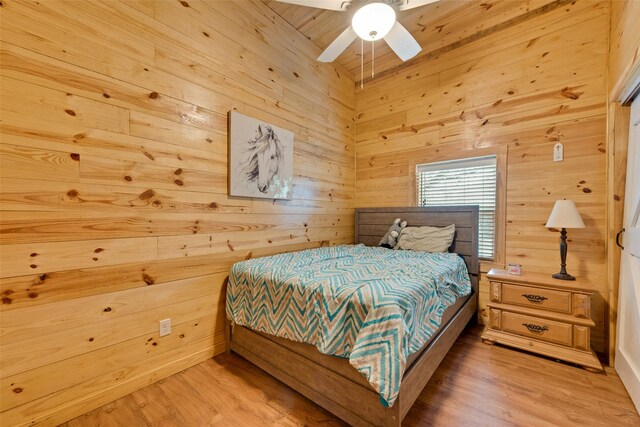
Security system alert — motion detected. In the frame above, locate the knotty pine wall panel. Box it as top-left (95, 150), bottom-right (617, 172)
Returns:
top-left (608, 0), bottom-right (640, 98)
top-left (0, 0), bottom-right (355, 425)
top-left (354, 0), bottom-right (609, 352)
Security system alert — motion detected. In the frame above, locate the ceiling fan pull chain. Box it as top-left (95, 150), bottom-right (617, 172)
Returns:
top-left (360, 38), bottom-right (364, 90)
top-left (372, 40), bottom-right (375, 79)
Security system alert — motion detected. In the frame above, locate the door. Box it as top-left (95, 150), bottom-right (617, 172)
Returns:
top-left (616, 95), bottom-right (640, 413)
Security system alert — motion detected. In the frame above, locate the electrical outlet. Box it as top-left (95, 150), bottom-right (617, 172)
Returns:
top-left (159, 318), bottom-right (171, 337)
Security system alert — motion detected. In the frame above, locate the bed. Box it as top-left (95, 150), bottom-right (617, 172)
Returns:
top-left (226, 206), bottom-right (479, 426)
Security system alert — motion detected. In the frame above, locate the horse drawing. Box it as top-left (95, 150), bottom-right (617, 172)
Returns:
top-left (241, 124), bottom-right (284, 194)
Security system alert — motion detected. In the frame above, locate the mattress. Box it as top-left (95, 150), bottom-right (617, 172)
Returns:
top-left (226, 244), bottom-right (471, 407)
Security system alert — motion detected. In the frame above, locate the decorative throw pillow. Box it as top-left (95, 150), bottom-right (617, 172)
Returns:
top-left (394, 224), bottom-right (456, 252)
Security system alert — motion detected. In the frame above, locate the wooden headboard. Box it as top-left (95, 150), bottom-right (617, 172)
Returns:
top-left (354, 206), bottom-right (479, 284)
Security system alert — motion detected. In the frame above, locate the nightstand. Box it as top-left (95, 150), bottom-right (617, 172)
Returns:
top-left (481, 268), bottom-right (602, 371)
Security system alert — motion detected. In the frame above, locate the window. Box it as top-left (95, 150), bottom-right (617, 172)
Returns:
top-left (416, 155), bottom-right (497, 259)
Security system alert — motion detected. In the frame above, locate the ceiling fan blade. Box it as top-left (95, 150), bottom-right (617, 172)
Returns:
top-left (275, 0), bottom-right (350, 11)
top-left (383, 21), bottom-right (422, 61)
top-left (398, 0), bottom-right (441, 11)
top-left (317, 26), bottom-right (358, 62)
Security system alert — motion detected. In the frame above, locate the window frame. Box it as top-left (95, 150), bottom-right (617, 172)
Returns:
top-left (409, 146), bottom-right (506, 268)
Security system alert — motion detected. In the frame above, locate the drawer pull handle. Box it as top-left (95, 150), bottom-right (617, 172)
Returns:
top-left (522, 323), bottom-right (549, 333)
top-left (522, 293), bottom-right (548, 303)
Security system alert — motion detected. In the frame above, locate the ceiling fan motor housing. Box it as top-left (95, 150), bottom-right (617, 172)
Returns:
top-left (351, 2), bottom-right (396, 40)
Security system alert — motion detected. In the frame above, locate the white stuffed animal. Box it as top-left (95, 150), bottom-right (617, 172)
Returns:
top-left (379, 218), bottom-right (407, 249)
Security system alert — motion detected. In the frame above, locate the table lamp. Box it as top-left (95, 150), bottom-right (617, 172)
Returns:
top-left (545, 200), bottom-right (585, 280)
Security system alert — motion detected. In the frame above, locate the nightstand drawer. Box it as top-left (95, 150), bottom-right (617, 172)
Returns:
top-left (482, 269), bottom-right (602, 371)
top-left (501, 311), bottom-right (572, 346)
top-left (501, 283), bottom-right (572, 314)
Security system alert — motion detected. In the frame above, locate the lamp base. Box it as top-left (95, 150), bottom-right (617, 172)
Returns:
top-left (552, 272), bottom-right (576, 281)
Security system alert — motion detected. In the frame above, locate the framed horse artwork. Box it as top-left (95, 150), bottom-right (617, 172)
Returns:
top-left (228, 111), bottom-right (294, 200)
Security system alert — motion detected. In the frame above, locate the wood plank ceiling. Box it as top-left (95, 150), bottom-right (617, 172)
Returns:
top-left (264, 0), bottom-right (572, 82)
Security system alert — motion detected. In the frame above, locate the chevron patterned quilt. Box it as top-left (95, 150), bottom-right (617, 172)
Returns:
top-left (226, 244), bottom-right (471, 407)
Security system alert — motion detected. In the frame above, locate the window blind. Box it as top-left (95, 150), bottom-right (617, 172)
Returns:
top-left (417, 155), bottom-right (497, 259)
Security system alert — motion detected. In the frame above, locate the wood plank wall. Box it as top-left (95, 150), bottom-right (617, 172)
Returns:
top-left (354, 0), bottom-right (610, 353)
top-left (608, 0), bottom-right (640, 99)
top-left (0, 0), bottom-right (355, 425)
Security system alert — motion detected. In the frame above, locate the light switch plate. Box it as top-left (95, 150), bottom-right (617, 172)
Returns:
top-left (553, 142), bottom-right (563, 161)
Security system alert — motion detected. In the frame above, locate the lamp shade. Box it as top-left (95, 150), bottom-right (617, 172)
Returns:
top-left (545, 200), bottom-right (585, 228)
top-left (351, 3), bottom-right (396, 41)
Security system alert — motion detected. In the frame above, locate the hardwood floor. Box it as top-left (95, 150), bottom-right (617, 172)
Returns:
top-left (61, 325), bottom-right (639, 426)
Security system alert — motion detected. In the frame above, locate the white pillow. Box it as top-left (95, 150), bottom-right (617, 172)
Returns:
top-left (394, 224), bottom-right (455, 252)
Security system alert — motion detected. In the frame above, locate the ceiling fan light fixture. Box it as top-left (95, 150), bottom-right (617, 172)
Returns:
top-left (351, 2), bottom-right (396, 41)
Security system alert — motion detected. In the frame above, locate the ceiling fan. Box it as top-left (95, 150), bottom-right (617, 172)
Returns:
top-left (276, 0), bottom-right (441, 63)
